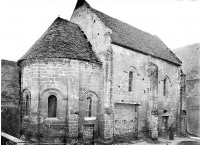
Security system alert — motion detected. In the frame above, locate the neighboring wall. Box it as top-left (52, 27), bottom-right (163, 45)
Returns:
top-left (1, 59), bottom-right (20, 137)
top-left (173, 43), bottom-right (200, 137)
top-left (112, 44), bottom-right (181, 137)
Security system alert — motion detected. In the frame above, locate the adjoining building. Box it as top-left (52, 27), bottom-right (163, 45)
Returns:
top-left (174, 43), bottom-right (200, 137)
top-left (16, 0), bottom-right (186, 144)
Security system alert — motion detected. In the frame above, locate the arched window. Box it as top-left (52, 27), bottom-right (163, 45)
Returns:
top-left (86, 97), bottom-right (92, 117)
top-left (48, 95), bottom-right (57, 117)
top-left (23, 89), bottom-right (31, 117)
top-left (83, 91), bottom-right (98, 117)
top-left (163, 77), bottom-right (169, 96)
top-left (128, 71), bottom-right (133, 92)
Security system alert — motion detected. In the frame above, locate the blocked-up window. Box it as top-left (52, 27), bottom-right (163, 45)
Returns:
top-left (128, 71), bottom-right (133, 92)
top-left (48, 95), bottom-right (57, 117)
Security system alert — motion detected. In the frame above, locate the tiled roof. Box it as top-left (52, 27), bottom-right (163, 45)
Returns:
top-left (18, 17), bottom-right (101, 64)
top-left (77, 0), bottom-right (181, 65)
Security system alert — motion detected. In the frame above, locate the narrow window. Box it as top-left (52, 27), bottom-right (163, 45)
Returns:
top-left (163, 77), bottom-right (169, 97)
top-left (48, 95), bottom-right (57, 117)
top-left (163, 78), bottom-right (166, 96)
top-left (23, 90), bottom-right (31, 117)
top-left (129, 71), bottom-right (133, 92)
top-left (25, 94), bottom-right (29, 116)
top-left (86, 97), bottom-right (92, 117)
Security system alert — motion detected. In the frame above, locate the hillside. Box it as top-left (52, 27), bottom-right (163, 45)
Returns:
top-left (1, 59), bottom-right (20, 137)
top-left (173, 43), bottom-right (200, 80)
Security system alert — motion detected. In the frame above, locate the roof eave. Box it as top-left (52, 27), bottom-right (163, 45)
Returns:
top-left (17, 57), bottom-right (102, 67)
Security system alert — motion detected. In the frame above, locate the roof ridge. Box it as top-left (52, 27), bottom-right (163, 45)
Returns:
top-left (74, 1), bottom-right (156, 39)
top-left (89, 6), bottom-right (157, 40)
top-left (85, 4), bottom-right (181, 65)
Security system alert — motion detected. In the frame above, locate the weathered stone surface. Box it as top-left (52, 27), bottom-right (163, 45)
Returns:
top-left (70, 1), bottom-right (184, 142)
top-left (20, 58), bottom-right (102, 143)
top-left (8, 1), bottom-right (186, 144)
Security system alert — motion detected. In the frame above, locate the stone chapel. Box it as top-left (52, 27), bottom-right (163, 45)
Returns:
top-left (17, 0), bottom-right (186, 144)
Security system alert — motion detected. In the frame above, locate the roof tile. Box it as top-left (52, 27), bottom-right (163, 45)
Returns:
top-left (82, 1), bottom-right (182, 65)
top-left (18, 17), bottom-right (101, 64)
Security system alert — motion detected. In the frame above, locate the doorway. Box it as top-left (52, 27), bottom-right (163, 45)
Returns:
top-left (162, 116), bottom-right (169, 137)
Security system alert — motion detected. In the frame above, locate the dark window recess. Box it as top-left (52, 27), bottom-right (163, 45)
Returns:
top-left (163, 77), bottom-right (169, 96)
top-left (48, 95), bottom-right (57, 117)
top-left (128, 71), bottom-right (133, 92)
top-left (86, 97), bottom-right (92, 117)
top-left (25, 95), bottom-right (29, 116)
top-left (163, 78), bottom-right (166, 96)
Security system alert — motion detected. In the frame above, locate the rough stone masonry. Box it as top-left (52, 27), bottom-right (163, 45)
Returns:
top-left (1, 0), bottom-right (187, 144)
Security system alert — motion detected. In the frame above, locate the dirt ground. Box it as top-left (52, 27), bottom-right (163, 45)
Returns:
top-left (113, 137), bottom-right (200, 145)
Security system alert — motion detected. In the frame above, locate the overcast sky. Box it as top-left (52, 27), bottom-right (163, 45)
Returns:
top-left (0, 0), bottom-right (200, 62)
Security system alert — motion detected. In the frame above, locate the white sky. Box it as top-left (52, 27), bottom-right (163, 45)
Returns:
top-left (0, 0), bottom-right (200, 62)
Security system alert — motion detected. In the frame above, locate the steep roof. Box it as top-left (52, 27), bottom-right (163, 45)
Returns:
top-left (18, 17), bottom-right (101, 64)
top-left (74, 0), bottom-right (182, 66)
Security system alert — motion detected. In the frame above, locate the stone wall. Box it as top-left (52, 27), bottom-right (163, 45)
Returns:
top-left (70, 2), bottom-right (183, 142)
top-left (71, 5), bottom-right (114, 143)
top-left (1, 59), bottom-right (20, 137)
top-left (20, 58), bottom-right (102, 143)
top-left (111, 44), bottom-right (181, 139)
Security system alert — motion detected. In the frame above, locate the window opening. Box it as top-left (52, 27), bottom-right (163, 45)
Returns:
top-left (163, 77), bottom-right (169, 97)
top-left (25, 95), bottom-right (29, 116)
top-left (129, 71), bottom-right (133, 92)
top-left (86, 97), bottom-right (92, 117)
top-left (163, 78), bottom-right (166, 96)
top-left (48, 95), bottom-right (57, 117)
